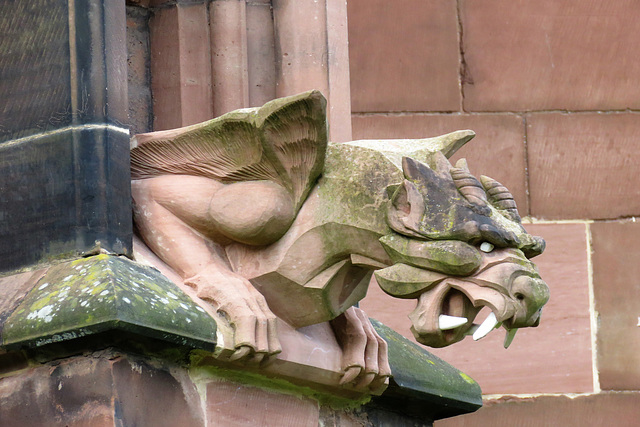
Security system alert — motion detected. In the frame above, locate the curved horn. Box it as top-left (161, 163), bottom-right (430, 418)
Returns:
top-left (451, 159), bottom-right (489, 211)
top-left (480, 175), bottom-right (521, 223)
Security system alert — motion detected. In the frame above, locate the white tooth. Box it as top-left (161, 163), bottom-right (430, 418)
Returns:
top-left (438, 314), bottom-right (468, 330)
top-left (473, 312), bottom-right (498, 341)
top-left (480, 242), bottom-right (494, 253)
top-left (504, 328), bottom-right (517, 349)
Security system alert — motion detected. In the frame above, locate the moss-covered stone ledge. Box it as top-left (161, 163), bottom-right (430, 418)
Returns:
top-left (1, 254), bottom-right (217, 352)
top-left (370, 320), bottom-right (482, 420)
top-left (0, 254), bottom-right (481, 422)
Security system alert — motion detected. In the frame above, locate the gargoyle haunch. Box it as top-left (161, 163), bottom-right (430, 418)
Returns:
top-left (130, 91), bottom-right (549, 386)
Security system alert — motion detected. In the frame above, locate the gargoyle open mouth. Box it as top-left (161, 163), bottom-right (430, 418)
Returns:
top-left (410, 285), bottom-right (515, 348)
top-left (376, 248), bottom-right (550, 349)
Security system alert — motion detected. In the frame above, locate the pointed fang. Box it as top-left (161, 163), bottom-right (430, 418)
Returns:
top-left (438, 314), bottom-right (468, 330)
top-left (504, 328), bottom-right (517, 349)
top-left (473, 312), bottom-right (498, 341)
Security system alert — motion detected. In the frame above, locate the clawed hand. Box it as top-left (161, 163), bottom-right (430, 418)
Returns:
top-left (185, 268), bottom-right (281, 365)
top-left (186, 267), bottom-right (390, 390)
top-left (331, 307), bottom-right (392, 392)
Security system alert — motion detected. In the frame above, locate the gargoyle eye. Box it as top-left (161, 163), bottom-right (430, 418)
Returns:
top-left (479, 242), bottom-right (495, 253)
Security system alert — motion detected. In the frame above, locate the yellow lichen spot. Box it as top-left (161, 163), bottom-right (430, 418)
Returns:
top-left (459, 372), bottom-right (476, 384)
top-left (30, 295), bottom-right (53, 311)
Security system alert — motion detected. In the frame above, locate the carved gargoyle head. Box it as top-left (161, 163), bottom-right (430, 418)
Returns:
top-left (375, 154), bottom-right (549, 348)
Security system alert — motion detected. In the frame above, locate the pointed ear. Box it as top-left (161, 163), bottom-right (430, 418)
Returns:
top-left (402, 156), bottom-right (425, 180)
top-left (387, 180), bottom-right (425, 236)
top-left (393, 180), bottom-right (425, 219)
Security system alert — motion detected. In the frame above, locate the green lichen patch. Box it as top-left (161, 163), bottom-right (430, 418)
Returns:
top-left (371, 319), bottom-right (482, 412)
top-left (317, 143), bottom-right (403, 234)
top-left (2, 255), bottom-right (216, 351)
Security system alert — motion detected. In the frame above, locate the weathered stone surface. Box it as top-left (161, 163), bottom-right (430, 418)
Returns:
top-left (272, 0), bottom-right (332, 100)
top-left (348, 0), bottom-right (460, 112)
top-left (461, 0), bottom-right (640, 111)
top-left (210, 0), bottom-right (249, 116)
top-left (0, 269), bottom-right (46, 334)
top-left (0, 1), bottom-right (71, 142)
top-left (205, 379), bottom-right (320, 426)
top-left (379, 235), bottom-right (482, 278)
top-left (0, 352), bottom-right (207, 427)
top-left (0, 356), bottom-right (115, 427)
top-left (435, 392), bottom-right (640, 427)
top-left (591, 220), bottom-right (640, 390)
top-left (362, 407), bottom-right (433, 427)
top-left (273, 0), bottom-right (353, 142)
top-left (2, 255), bottom-right (216, 352)
top-left (0, 348), bottom-right (469, 427)
top-left (0, 127), bottom-right (131, 273)
top-left (527, 112), bottom-right (640, 220)
top-left (324, 0), bottom-right (353, 143)
top-left (246, 1), bottom-right (277, 108)
top-left (112, 357), bottom-right (205, 426)
top-left (0, 349), bottom-right (28, 376)
top-left (351, 113), bottom-right (528, 215)
top-left (322, 405), bottom-right (435, 426)
top-left (0, 267), bottom-right (41, 372)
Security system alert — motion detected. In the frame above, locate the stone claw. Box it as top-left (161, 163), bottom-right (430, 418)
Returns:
top-left (185, 267), bottom-right (281, 366)
top-left (339, 366), bottom-right (362, 385)
top-left (331, 307), bottom-right (391, 392)
top-left (229, 345), bottom-right (253, 362)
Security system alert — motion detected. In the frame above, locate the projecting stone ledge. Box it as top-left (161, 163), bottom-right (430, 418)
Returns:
top-left (0, 254), bottom-right (481, 425)
top-left (370, 320), bottom-right (482, 420)
top-left (1, 254), bottom-right (217, 353)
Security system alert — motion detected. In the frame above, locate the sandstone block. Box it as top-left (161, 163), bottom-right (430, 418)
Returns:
top-left (527, 112), bottom-right (640, 219)
top-left (591, 221), bottom-right (640, 390)
top-left (461, 0), bottom-right (640, 111)
top-left (348, 0), bottom-right (460, 112)
top-left (205, 380), bottom-right (320, 426)
top-left (435, 392), bottom-right (640, 427)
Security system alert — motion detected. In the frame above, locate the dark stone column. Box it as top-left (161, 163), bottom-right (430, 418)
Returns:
top-left (0, 0), bottom-right (132, 273)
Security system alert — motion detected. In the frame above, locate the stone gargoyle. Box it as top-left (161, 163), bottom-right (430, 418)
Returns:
top-left (130, 91), bottom-right (549, 391)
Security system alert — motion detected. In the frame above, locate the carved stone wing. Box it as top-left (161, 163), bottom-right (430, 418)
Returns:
top-left (130, 90), bottom-right (327, 209)
top-left (255, 90), bottom-right (327, 208)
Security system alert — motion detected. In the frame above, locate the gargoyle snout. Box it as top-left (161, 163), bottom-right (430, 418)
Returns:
top-left (509, 275), bottom-right (550, 328)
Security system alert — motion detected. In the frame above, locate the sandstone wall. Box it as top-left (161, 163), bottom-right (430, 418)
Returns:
top-left (348, 1), bottom-right (640, 425)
